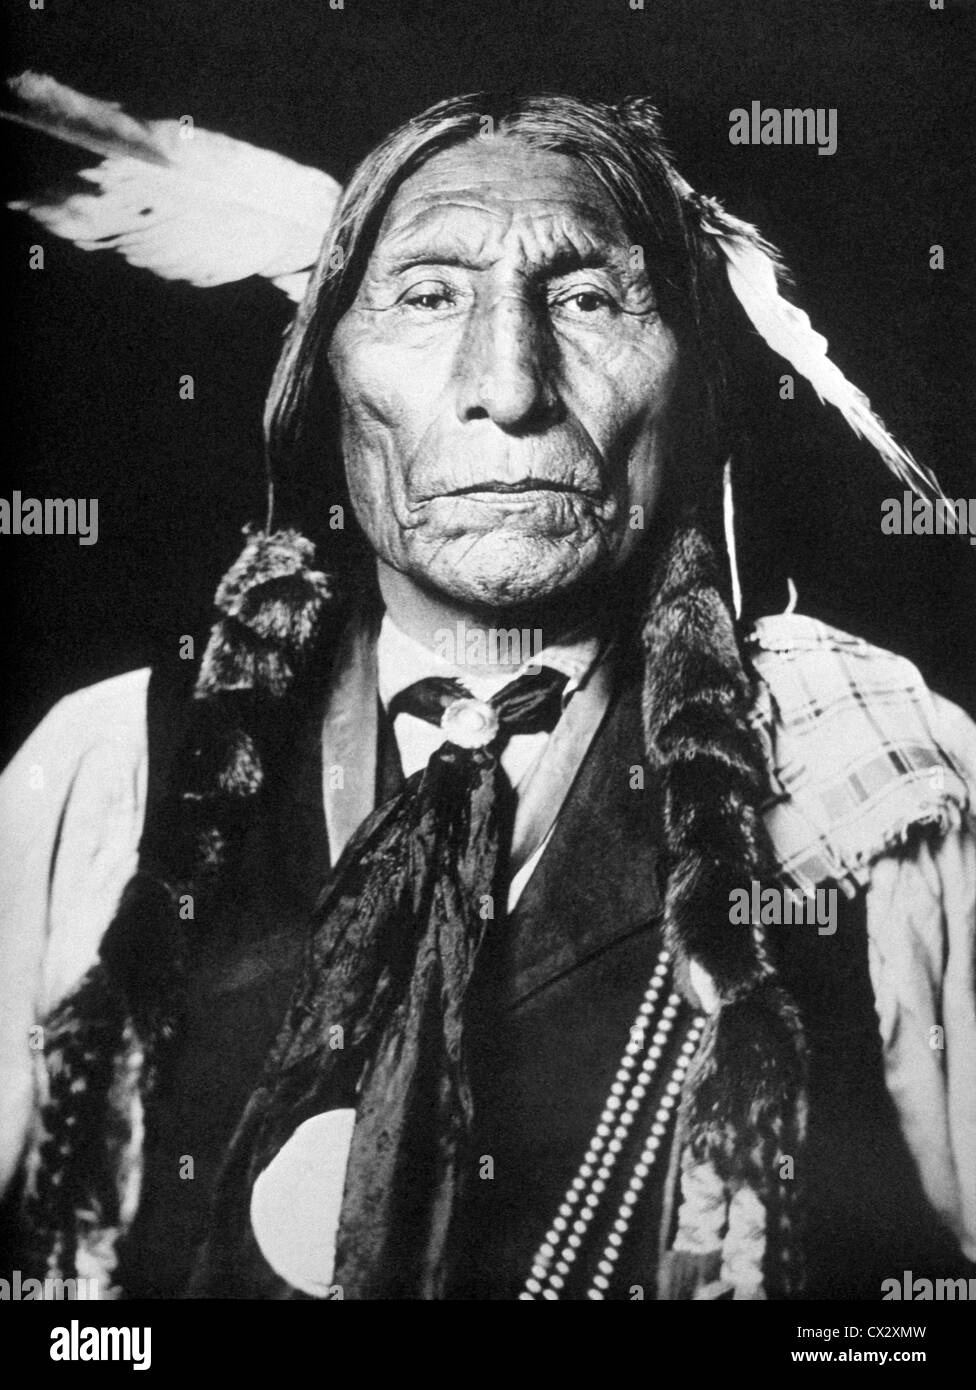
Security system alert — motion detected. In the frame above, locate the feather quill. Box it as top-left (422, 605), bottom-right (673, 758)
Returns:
top-left (4, 71), bottom-right (340, 302)
top-left (676, 179), bottom-right (944, 500)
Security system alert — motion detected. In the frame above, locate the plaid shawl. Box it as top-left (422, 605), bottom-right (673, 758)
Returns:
top-left (748, 614), bottom-right (971, 895)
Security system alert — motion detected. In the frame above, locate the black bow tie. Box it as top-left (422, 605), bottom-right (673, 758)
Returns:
top-left (388, 668), bottom-right (570, 746)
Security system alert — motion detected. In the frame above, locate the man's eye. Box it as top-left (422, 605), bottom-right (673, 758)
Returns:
top-left (401, 284), bottom-right (456, 311)
top-left (551, 289), bottom-right (618, 317)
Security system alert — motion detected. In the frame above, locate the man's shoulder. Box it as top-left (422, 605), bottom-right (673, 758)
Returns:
top-left (2, 668), bottom-right (152, 804)
top-left (745, 613), bottom-right (974, 892)
top-left (32, 667), bottom-right (152, 754)
top-left (46, 666), bottom-right (152, 721)
top-left (751, 610), bottom-right (924, 672)
top-left (747, 611), bottom-right (971, 741)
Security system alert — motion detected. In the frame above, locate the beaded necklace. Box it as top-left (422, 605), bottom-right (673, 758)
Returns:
top-left (520, 949), bottom-right (705, 1300)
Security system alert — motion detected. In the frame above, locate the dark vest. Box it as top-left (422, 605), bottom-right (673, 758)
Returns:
top-left (117, 665), bottom-right (965, 1299)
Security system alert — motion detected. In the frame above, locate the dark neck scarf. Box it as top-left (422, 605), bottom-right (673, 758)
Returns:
top-left (195, 667), bottom-right (568, 1299)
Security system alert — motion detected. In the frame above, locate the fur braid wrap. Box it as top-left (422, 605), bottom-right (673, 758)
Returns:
top-left (641, 524), bottom-right (807, 1298)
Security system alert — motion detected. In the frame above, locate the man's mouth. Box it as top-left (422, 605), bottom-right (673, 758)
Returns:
top-left (442, 478), bottom-right (598, 499)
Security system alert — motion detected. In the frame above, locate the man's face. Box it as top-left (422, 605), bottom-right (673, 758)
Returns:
top-left (328, 136), bottom-right (681, 610)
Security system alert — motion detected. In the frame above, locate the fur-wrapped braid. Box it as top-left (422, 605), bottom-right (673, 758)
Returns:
top-left (641, 524), bottom-right (807, 1298)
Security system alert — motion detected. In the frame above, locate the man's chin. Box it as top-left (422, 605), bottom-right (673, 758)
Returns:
top-left (411, 531), bottom-right (610, 611)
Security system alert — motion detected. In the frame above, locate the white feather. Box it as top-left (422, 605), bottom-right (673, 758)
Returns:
top-left (5, 71), bottom-right (340, 302)
top-left (717, 226), bottom-right (941, 498)
top-left (673, 177), bottom-right (944, 500)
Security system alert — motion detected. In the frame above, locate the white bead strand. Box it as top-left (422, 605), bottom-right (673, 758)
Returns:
top-left (521, 951), bottom-right (672, 1294)
top-left (520, 949), bottom-right (705, 1301)
top-left (583, 1015), bottom-right (705, 1301)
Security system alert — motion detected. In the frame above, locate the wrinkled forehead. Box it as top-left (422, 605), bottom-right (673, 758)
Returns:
top-left (367, 137), bottom-right (635, 275)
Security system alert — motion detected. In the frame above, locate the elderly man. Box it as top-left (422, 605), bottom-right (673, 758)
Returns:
top-left (1, 93), bottom-right (974, 1302)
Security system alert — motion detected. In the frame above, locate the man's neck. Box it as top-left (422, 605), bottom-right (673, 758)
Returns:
top-left (376, 560), bottom-right (599, 675)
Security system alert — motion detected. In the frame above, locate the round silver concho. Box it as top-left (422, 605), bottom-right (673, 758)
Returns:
top-left (439, 697), bottom-right (500, 749)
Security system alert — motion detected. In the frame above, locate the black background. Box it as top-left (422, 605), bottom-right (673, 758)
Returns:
top-left (1, 0), bottom-right (974, 762)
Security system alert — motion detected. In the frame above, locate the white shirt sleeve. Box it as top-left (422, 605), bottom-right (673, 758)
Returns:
top-left (0, 669), bottom-right (150, 1193)
top-left (865, 691), bottom-right (976, 1262)
top-left (866, 822), bottom-right (976, 1262)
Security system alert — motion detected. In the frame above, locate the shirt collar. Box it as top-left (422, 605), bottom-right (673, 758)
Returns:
top-left (376, 613), bottom-right (603, 711)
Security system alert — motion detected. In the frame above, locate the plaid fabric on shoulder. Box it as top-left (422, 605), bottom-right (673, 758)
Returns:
top-left (746, 614), bottom-right (973, 896)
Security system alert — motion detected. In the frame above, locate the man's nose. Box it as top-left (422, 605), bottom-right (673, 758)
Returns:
top-left (455, 294), bottom-right (560, 430)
